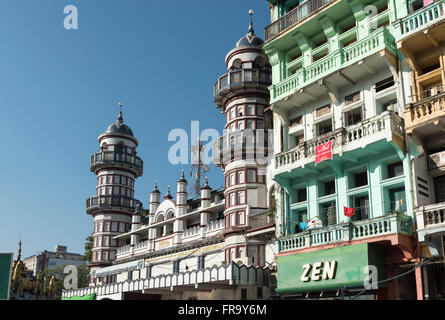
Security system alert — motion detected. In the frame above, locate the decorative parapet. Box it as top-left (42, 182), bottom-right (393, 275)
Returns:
top-left (86, 196), bottom-right (142, 215)
top-left (416, 202), bottom-right (445, 230)
top-left (404, 92), bottom-right (445, 135)
top-left (62, 262), bottom-right (273, 299)
top-left (277, 213), bottom-right (412, 253)
top-left (275, 111), bottom-right (403, 172)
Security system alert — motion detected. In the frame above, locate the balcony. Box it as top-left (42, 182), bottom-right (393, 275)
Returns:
top-left (404, 91), bottom-right (445, 135)
top-left (269, 28), bottom-right (397, 104)
top-left (214, 68), bottom-right (271, 108)
top-left (393, 0), bottom-right (445, 42)
top-left (249, 212), bottom-right (275, 229)
top-left (428, 150), bottom-right (445, 170)
top-left (86, 195), bottom-right (142, 215)
top-left (213, 130), bottom-right (270, 167)
top-left (278, 213), bottom-right (413, 253)
top-left (275, 111), bottom-right (404, 174)
top-left (264, 0), bottom-right (335, 42)
top-left (91, 151), bottom-right (143, 177)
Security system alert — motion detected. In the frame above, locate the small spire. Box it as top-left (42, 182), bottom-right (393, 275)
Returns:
top-left (201, 176), bottom-right (211, 190)
top-left (164, 185), bottom-right (173, 200)
top-left (117, 102), bottom-right (124, 126)
top-left (248, 9), bottom-right (254, 35)
top-left (178, 169), bottom-right (187, 183)
top-left (151, 181), bottom-right (160, 194)
top-left (17, 240), bottom-right (22, 261)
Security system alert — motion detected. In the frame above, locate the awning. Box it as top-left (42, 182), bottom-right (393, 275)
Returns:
top-left (62, 293), bottom-right (96, 300)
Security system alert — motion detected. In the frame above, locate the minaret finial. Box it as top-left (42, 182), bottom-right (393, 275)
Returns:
top-left (17, 239), bottom-right (22, 261)
top-left (248, 9), bottom-right (254, 34)
top-left (117, 102), bottom-right (124, 125)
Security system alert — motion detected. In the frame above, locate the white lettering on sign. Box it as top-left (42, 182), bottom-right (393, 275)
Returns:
top-left (300, 261), bottom-right (338, 282)
top-left (301, 264), bottom-right (312, 282)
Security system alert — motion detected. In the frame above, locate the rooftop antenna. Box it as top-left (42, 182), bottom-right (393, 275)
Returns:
top-left (189, 136), bottom-right (210, 197)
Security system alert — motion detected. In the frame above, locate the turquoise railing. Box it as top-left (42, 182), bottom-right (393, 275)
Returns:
top-left (270, 27), bottom-right (396, 103)
top-left (393, 0), bottom-right (445, 41)
top-left (277, 213), bottom-right (412, 253)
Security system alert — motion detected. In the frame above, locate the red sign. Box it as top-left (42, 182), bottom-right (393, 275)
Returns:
top-left (315, 141), bottom-right (333, 164)
top-left (344, 206), bottom-right (355, 217)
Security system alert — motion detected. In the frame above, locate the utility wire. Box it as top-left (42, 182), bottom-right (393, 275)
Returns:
top-left (342, 257), bottom-right (435, 300)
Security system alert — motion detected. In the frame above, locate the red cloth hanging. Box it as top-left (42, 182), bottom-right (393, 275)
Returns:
top-left (344, 206), bottom-right (355, 217)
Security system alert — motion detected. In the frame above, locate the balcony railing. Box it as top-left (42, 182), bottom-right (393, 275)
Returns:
top-left (91, 151), bottom-right (143, 177)
top-left (393, 0), bottom-right (445, 41)
top-left (264, 0), bottom-right (335, 42)
top-left (419, 202), bottom-right (445, 228)
top-left (249, 212), bottom-right (275, 229)
top-left (275, 111), bottom-right (403, 171)
top-left (278, 213), bottom-right (412, 253)
top-left (269, 27), bottom-right (397, 104)
top-left (86, 195), bottom-right (142, 214)
top-left (213, 130), bottom-right (270, 166)
top-left (404, 91), bottom-right (445, 134)
top-left (214, 68), bottom-right (271, 98)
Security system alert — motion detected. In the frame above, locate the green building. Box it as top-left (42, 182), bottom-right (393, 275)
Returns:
top-left (263, 0), bottom-right (421, 299)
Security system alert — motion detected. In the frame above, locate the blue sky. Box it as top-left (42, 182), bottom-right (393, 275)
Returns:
top-left (0, 0), bottom-right (270, 258)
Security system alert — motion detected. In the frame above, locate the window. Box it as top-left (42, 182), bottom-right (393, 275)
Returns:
top-left (241, 288), bottom-right (248, 300)
top-left (238, 120), bottom-right (245, 130)
top-left (173, 261), bottom-right (180, 273)
top-left (107, 187), bottom-right (112, 195)
top-left (320, 202), bottom-right (337, 226)
top-left (115, 176), bottom-right (120, 184)
top-left (146, 266), bottom-right (152, 278)
top-left (97, 237), bottom-right (102, 247)
top-left (121, 176), bottom-right (126, 185)
top-left (197, 256), bottom-right (205, 270)
top-left (103, 237), bottom-right (109, 247)
top-left (434, 176), bottom-right (445, 203)
top-left (238, 105), bottom-right (244, 117)
top-left (247, 104), bottom-right (255, 115)
top-left (237, 212), bottom-right (245, 225)
top-left (375, 76), bottom-right (394, 93)
top-left (247, 170), bottom-right (256, 183)
top-left (324, 180), bottom-right (336, 196)
top-left (128, 271), bottom-right (133, 281)
top-left (257, 120), bottom-right (264, 129)
top-left (257, 287), bottom-right (263, 299)
top-left (316, 104), bottom-right (331, 117)
top-left (237, 191), bottom-right (246, 204)
top-left (344, 91), bottom-right (361, 106)
top-left (230, 173), bottom-right (235, 186)
top-left (247, 120), bottom-right (255, 129)
top-left (354, 172), bottom-right (368, 188)
top-left (352, 195), bottom-right (370, 221)
top-left (102, 252), bottom-right (107, 261)
top-left (237, 171), bottom-right (245, 184)
top-left (388, 162), bottom-right (404, 178)
top-left (104, 222), bottom-right (110, 232)
top-left (290, 115), bottom-right (303, 126)
top-left (257, 105), bottom-right (264, 116)
top-left (315, 119), bottom-right (332, 136)
top-left (297, 188), bottom-right (307, 202)
top-left (113, 187), bottom-right (119, 195)
top-left (389, 187), bottom-right (407, 212)
top-left (344, 107), bottom-right (363, 126)
top-left (230, 193), bottom-right (235, 206)
top-left (231, 108), bottom-right (236, 120)
top-left (107, 176), bottom-right (113, 184)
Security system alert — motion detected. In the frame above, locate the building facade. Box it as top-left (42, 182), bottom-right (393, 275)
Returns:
top-left (23, 245), bottom-right (84, 277)
top-left (264, 0), bottom-right (420, 299)
top-left (62, 17), bottom-right (277, 300)
top-left (393, 0), bottom-right (445, 299)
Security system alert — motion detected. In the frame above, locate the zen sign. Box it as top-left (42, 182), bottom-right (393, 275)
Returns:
top-left (300, 261), bottom-right (337, 282)
top-left (315, 141), bottom-right (333, 164)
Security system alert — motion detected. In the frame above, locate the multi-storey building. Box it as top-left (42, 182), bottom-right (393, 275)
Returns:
top-left (393, 0), bottom-right (445, 299)
top-left (263, 0), bottom-right (419, 299)
top-left (62, 17), bottom-right (277, 300)
top-left (23, 245), bottom-right (84, 277)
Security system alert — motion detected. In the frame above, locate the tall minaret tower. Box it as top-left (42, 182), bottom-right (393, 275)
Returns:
top-left (214, 11), bottom-right (272, 266)
top-left (87, 103), bottom-right (143, 277)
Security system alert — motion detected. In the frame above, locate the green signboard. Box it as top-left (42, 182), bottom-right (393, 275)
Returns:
top-left (277, 243), bottom-right (385, 294)
top-left (0, 253), bottom-right (13, 300)
top-left (62, 293), bottom-right (96, 300)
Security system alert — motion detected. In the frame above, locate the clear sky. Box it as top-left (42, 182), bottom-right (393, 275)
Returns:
top-left (0, 0), bottom-right (271, 258)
